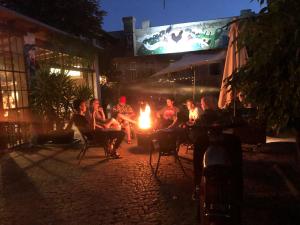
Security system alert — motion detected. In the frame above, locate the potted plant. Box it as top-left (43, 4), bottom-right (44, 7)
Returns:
top-left (30, 67), bottom-right (75, 144)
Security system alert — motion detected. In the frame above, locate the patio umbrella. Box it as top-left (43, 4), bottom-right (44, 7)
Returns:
top-left (218, 21), bottom-right (248, 109)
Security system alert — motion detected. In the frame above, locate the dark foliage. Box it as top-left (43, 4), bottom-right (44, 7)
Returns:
top-left (0, 0), bottom-right (106, 38)
top-left (229, 0), bottom-right (300, 130)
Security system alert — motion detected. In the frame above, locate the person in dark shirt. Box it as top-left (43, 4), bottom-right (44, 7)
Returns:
top-left (192, 96), bottom-right (242, 201)
top-left (67, 99), bottom-right (125, 158)
top-left (191, 96), bottom-right (219, 199)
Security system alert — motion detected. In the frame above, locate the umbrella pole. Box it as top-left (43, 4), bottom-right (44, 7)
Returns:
top-left (233, 48), bottom-right (241, 118)
top-left (192, 66), bottom-right (196, 101)
top-left (233, 88), bottom-right (236, 117)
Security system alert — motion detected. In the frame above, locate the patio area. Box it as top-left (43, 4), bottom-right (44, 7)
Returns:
top-left (0, 137), bottom-right (299, 225)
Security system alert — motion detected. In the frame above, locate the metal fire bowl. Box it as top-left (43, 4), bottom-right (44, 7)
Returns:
top-left (136, 128), bottom-right (153, 150)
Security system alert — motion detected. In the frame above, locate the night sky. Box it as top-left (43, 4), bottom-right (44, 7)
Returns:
top-left (101, 0), bottom-right (263, 31)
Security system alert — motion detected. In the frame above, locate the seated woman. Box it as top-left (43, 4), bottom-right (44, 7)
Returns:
top-left (89, 98), bottom-right (121, 130)
top-left (66, 99), bottom-right (125, 158)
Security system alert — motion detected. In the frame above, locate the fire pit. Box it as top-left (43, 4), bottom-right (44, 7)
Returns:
top-left (136, 104), bottom-right (154, 150)
top-left (136, 129), bottom-right (153, 150)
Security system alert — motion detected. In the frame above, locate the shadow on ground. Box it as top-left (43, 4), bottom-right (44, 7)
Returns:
top-left (158, 176), bottom-right (197, 224)
top-left (1, 154), bottom-right (63, 225)
top-left (243, 195), bottom-right (300, 225)
top-left (260, 142), bottom-right (297, 154)
top-left (128, 146), bottom-right (151, 155)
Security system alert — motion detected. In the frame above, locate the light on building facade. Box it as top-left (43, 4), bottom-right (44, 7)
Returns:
top-left (99, 75), bottom-right (107, 85)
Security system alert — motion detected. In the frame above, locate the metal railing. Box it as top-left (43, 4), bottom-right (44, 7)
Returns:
top-left (0, 122), bottom-right (30, 149)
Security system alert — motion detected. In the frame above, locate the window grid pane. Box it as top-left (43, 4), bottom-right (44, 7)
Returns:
top-left (0, 32), bottom-right (28, 113)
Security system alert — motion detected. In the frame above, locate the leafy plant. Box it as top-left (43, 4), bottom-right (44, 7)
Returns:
top-left (74, 85), bottom-right (94, 102)
top-left (228, 0), bottom-right (300, 161)
top-left (229, 0), bottom-right (300, 130)
top-left (0, 0), bottom-right (106, 39)
top-left (30, 68), bottom-right (75, 131)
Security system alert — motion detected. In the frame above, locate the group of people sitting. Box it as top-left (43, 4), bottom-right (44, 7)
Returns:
top-left (66, 99), bottom-right (124, 158)
top-left (66, 96), bottom-right (137, 158)
top-left (66, 93), bottom-right (221, 159)
top-left (155, 95), bottom-right (218, 130)
top-left (67, 94), bottom-right (243, 202)
top-left (154, 95), bottom-right (232, 201)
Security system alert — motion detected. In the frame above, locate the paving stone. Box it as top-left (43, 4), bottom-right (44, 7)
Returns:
top-left (1, 141), bottom-right (299, 224)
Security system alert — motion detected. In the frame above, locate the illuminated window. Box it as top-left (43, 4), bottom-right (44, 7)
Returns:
top-left (128, 62), bottom-right (137, 80)
top-left (36, 47), bottom-right (95, 87)
top-left (0, 31), bottom-right (28, 118)
top-left (50, 67), bottom-right (82, 78)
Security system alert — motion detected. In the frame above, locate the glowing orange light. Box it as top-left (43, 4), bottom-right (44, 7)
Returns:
top-left (138, 104), bottom-right (151, 129)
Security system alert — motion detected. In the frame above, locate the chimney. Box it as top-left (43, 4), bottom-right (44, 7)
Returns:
top-left (122, 16), bottom-right (136, 33)
top-left (122, 17), bottom-right (136, 56)
top-left (142, 20), bottom-right (151, 29)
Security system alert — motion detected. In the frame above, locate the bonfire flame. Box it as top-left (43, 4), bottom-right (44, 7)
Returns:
top-left (138, 104), bottom-right (151, 129)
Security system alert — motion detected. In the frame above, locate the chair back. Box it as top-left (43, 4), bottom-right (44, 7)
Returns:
top-left (155, 130), bottom-right (178, 154)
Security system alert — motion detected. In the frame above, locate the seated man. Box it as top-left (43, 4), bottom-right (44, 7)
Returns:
top-left (156, 97), bottom-right (180, 129)
top-left (226, 91), bottom-right (255, 116)
top-left (112, 96), bottom-right (136, 144)
top-left (191, 95), bottom-right (220, 199)
top-left (151, 97), bottom-right (185, 154)
top-left (186, 99), bottom-right (201, 126)
top-left (191, 95), bottom-right (242, 200)
top-left (89, 98), bottom-right (121, 130)
top-left (237, 91), bottom-right (252, 109)
top-left (67, 99), bottom-right (125, 158)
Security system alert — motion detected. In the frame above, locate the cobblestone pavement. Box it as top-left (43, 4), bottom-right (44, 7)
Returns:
top-left (1, 140), bottom-right (300, 225)
top-left (242, 141), bottom-right (300, 225)
top-left (0, 141), bottom-right (196, 225)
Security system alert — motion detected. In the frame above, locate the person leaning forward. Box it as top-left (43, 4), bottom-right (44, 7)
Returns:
top-left (112, 96), bottom-right (136, 144)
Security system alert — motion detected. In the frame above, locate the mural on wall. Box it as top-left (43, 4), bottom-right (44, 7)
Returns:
top-left (136, 18), bottom-right (232, 56)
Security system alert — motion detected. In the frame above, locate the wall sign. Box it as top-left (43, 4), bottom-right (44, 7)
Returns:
top-left (135, 17), bottom-right (232, 56)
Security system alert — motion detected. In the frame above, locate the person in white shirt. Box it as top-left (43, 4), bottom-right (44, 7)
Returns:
top-left (186, 99), bottom-right (200, 126)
